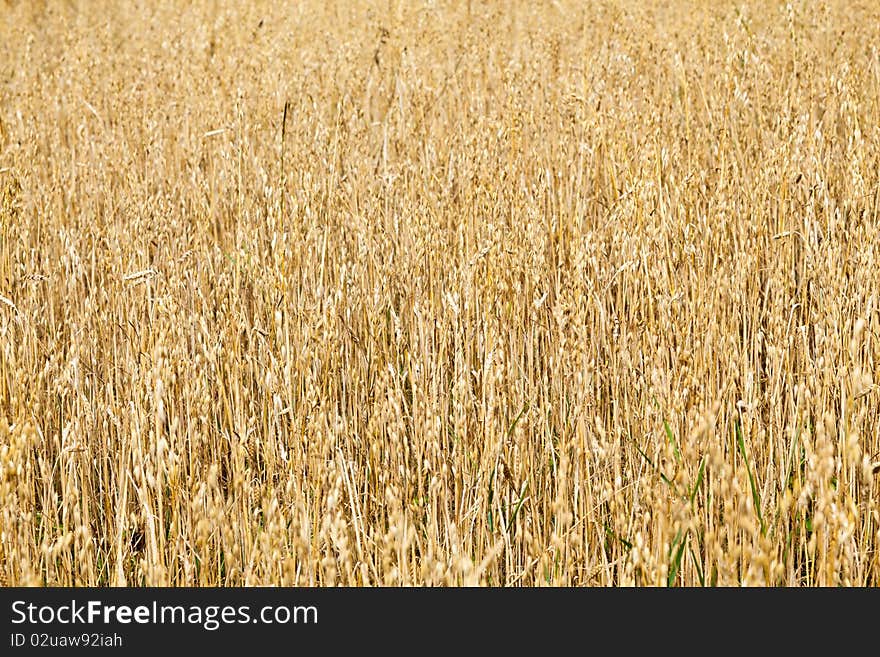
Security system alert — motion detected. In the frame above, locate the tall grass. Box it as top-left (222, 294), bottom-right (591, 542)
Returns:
top-left (1, 0), bottom-right (879, 586)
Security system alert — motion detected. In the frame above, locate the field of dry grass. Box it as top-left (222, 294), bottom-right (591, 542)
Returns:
top-left (1, 0), bottom-right (879, 586)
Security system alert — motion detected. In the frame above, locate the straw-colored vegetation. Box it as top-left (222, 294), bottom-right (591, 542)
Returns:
top-left (1, 0), bottom-right (879, 586)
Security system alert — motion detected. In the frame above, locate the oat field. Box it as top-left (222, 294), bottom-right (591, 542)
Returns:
top-left (1, 0), bottom-right (879, 586)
